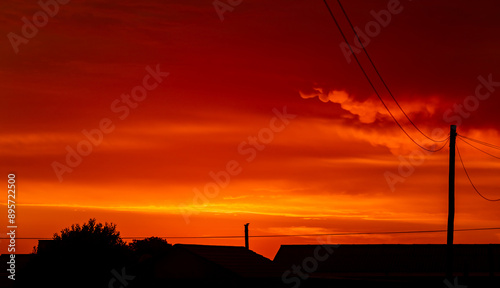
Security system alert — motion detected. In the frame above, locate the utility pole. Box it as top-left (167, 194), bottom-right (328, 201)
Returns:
top-left (446, 125), bottom-right (457, 280)
top-left (244, 223), bottom-right (249, 249)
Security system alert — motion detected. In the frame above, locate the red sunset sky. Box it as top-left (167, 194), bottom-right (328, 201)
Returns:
top-left (1, 0), bottom-right (500, 259)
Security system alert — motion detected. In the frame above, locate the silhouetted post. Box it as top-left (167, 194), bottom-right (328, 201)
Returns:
top-left (244, 223), bottom-right (249, 249)
top-left (447, 125), bottom-right (457, 280)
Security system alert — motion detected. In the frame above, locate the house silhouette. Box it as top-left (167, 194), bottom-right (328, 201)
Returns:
top-left (274, 244), bottom-right (500, 287)
top-left (150, 244), bottom-right (282, 287)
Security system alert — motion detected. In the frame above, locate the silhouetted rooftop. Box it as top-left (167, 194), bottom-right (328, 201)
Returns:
top-left (174, 244), bottom-right (279, 278)
top-left (274, 244), bottom-right (500, 277)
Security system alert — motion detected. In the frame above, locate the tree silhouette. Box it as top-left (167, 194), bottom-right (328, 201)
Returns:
top-left (128, 237), bottom-right (172, 287)
top-left (129, 236), bottom-right (172, 258)
top-left (52, 218), bottom-right (127, 250)
top-left (16, 218), bottom-right (133, 288)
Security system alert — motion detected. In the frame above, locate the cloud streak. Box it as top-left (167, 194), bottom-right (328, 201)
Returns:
top-left (300, 88), bottom-right (387, 123)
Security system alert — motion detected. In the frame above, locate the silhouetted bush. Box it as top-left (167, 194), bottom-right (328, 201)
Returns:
top-left (16, 218), bottom-right (134, 288)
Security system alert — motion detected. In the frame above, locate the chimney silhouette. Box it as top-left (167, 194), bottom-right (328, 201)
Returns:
top-left (244, 223), bottom-right (249, 249)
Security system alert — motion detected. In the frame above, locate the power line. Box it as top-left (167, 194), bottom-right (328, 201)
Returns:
top-left (429, 137), bottom-right (451, 152)
top-left (456, 143), bottom-right (500, 202)
top-left (458, 137), bottom-right (500, 160)
top-left (5, 227), bottom-right (500, 240)
top-left (322, 0), bottom-right (444, 153)
top-left (458, 134), bottom-right (500, 151)
top-left (334, 0), bottom-right (447, 143)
